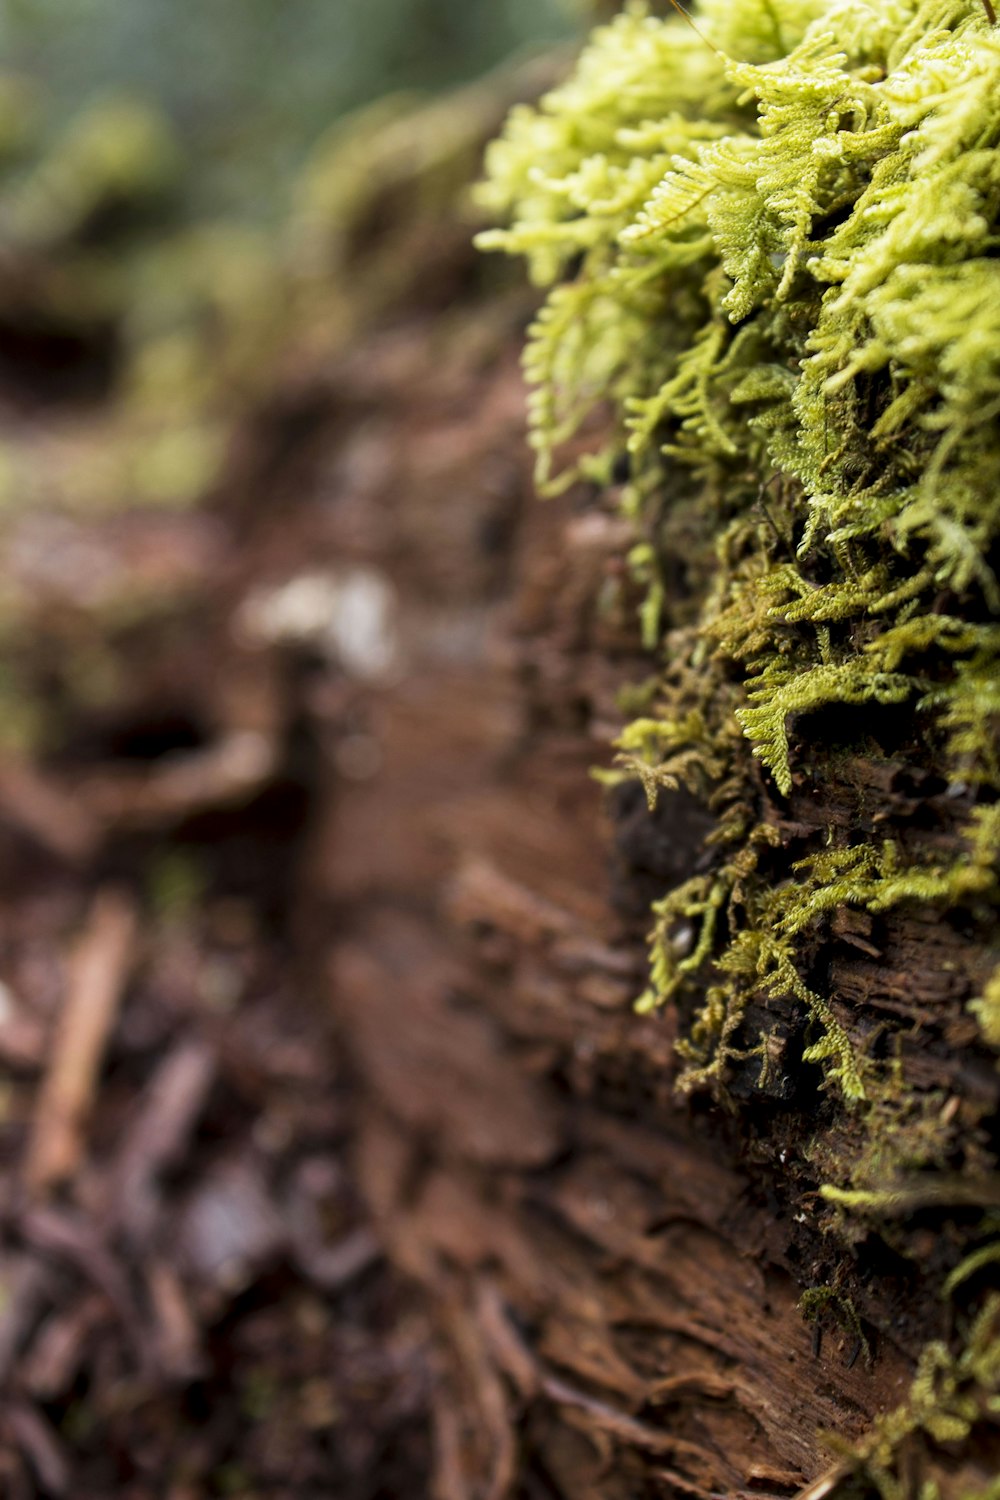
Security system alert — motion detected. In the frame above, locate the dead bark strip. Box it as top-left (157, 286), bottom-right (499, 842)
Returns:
top-left (24, 888), bottom-right (136, 1198)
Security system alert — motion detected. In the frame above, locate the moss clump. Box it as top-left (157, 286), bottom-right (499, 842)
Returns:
top-left (827, 1295), bottom-right (1000, 1498)
top-left (478, 0), bottom-right (1000, 1106)
top-left (480, 0), bottom-right (1000, 1485)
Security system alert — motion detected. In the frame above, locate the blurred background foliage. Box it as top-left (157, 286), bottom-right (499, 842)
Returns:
top-left (0, 0), bottom-right (575, 218)
top-left (0, 0), bottom-right (581, 752)
top-left (0, 0), bottom-right (580, 511)
top-left (0, 0), bottom-right (585, 491)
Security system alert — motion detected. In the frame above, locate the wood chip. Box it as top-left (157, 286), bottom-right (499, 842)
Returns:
top-left (108, 1038), bottom-right (216, 1242)
top-left (24, 889), bottom-right (137, 1197)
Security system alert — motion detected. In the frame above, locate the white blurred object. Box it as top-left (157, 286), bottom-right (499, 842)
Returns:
top-left (237, 567), bottom-right (400, 681)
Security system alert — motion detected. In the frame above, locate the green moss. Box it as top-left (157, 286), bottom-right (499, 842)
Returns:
top-left (800, 1283), bottom-right (872, 1367)
top-left (479, 0), bottom-right (1000, 1091)
top-left (827, 1296), bottom-right (1000, 1499)
top-left (480, 0), bottom-right (1000, 1482)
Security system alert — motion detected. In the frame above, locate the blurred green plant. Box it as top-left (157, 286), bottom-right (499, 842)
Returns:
top-left (0, 7), bottom-right (564, 751)
top-left (0, 0), bottom-right (574, 217)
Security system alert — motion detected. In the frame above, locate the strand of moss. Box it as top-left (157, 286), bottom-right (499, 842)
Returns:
top-left (825, 1296), bottom-right (1000, 1499)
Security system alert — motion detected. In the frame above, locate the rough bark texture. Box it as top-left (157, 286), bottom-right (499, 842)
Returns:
top-left (292, 304), bottom-right (995, 1497)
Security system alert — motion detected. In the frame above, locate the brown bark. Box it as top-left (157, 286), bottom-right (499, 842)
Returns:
top-left (254, 306), bottom-right (958, 1495)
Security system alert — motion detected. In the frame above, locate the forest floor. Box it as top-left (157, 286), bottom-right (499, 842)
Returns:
top-left (0, 324), bottom-right (452, 1496)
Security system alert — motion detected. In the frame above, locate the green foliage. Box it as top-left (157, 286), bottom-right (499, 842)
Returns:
top-left (479, 0), bottom-right (1000, 1085)
top-left (971, 964), bottom-right (1000, 1050)
top-left (0, 0), bottom-right (575, 219)
top-left (943, 1240), bottom-right (1000, 1299)
top-left (799, 1284), bottom-right (872, 1367)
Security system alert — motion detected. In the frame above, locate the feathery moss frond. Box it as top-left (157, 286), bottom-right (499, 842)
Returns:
top-left (479, 0), bottom-right (1000, 1091)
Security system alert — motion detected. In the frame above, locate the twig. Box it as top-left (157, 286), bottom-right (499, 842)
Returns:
top-left (24, 888), bottom-right (137, 1197)
top-left (146, 1259), bottom-right (204, 1381)
top-left (792, 1463), bottom-right (854, 1500)
top-left (21, 1293), bottom-right (105, 1399)
top-left (78, 730), bottom-right (276, 830)
top-left (0, 1258), bottom-right (52, 1382)
top-left (6, 1402), bottom-right (69, 1496)
top-left (19, 1206), bottom-right (150, 1374)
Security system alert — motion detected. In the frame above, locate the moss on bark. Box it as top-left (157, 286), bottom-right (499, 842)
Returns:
top-left (480, 1), bottom-right (1000, 1489)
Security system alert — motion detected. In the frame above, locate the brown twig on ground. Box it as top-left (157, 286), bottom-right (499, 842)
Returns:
top-left (24, 888), bottom-right (137, 1197)
top-left (20, 1294), bottom-right (105, 1399)
top-left (145, 1259), bottom-right (205, 1381)
top-left (6, 1402), bottom-right (69, 1496)
top-left (77, 729), bottom-right (277, 829)
top-left (0, 1259), bottom-right (53, 1384)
